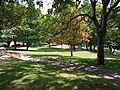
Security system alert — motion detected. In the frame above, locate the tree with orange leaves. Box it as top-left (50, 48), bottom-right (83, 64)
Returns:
top-left (53, 16), bottom-right (91, 56)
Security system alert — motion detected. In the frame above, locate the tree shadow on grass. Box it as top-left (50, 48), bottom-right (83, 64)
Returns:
top-left (37, 47), bottom-right (65, 52)
top-left (58, 56), bottom-right (120, 73)
top-left (24, 54), bottom-right (120, 73)
top-left (0, 60), bottom-right (120, 90)
top-left (105, 53), bottom-right (120, 60)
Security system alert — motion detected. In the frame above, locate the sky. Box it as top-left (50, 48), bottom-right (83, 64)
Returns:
top-left (37, 0), bottom-right (120, 14)
top-left (35, 0), bottom-right (54, 14)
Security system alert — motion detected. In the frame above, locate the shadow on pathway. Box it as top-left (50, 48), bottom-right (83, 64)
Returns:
top-left (21, 56), bottom-right (120, 81)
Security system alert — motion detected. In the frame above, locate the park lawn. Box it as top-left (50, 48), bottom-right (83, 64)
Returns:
top-left (14, 46), bottom-right (120, 73)
top-left (0, 59), bottom-right (120, 90)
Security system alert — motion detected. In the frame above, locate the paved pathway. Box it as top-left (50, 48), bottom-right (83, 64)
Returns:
top-left (21, 56), bottom-right (120, 81)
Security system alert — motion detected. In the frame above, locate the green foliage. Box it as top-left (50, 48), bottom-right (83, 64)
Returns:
top-left (16, 25), bottom-right (40, 43)
top-left (108, 6), bottom-right (120, 29)
top-left (25, 0), bottom-right (40, 22)
top-left (52, 0), bottom-right (74, 14)
top-left (0, 0), bottom-right (41, 48)
top-left (106, 27), bottom-right (120, 47)
top-left (105, 7), bottom-right (120, 47)
top-left (0, 28), bottom-right (15, 42)
top-left (0, 2), bottom-right (26, 29)
top-left (31, 14), bottom-right (57, 43)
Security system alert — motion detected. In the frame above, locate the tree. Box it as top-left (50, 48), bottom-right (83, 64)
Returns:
top-left (16, 25), bottom-right (40, 50)
top-left (53, 16), bottom-right (90, 56)
top-left (0, 0), bottom-right (41, 49)
top-left (0, 2), bottom-right (26, 30)
top-left (0, 28), bottom-right (15, 47)
top-left (106, 27), bottom-right (120, 54)
top-left (52, 0), bottom-right (120, 65)
top-left (105, 6), bottom-right (120, 54)
top-left (32, 14), bottom-right (57, 46)
top-left (0, 1), bottom-right (27, 47)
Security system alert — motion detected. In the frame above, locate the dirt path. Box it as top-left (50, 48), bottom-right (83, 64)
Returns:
top-left (21, 56), bottom-right (120, 81)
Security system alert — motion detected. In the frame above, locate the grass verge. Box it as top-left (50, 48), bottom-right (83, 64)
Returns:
top-left (0, 59), bottom-right (120, 90)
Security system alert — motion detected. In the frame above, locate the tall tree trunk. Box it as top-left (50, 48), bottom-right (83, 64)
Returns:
top-left (73, 45), bottom-right (76, 50)
top-left (97, 31), bottom-right (105, 65)
top-left (71, 49), bottom-right (73, 56)
top-left (109, 45), bottom-right (112, 54)
top-left (48, 42), bottom-right (51, 47)
top-left (23, 43), bottom-right (25, 47)
top-left (93, 45), bottom-right (96, 52)
top-left (61, 44), bottom-right (63, 48)
top-left (85, 41), bottom-right (88, 51)
top-left (6, 41), bottom-right (11, 47)
top-left (90, 44), bottom-right (92, 52)
top-left (26, 43), bottom-right (31, 51)
top-left (70, 45), bottom-right (73, 56)
top-left (14, 41), bottom-right (17, 50)
top-left (78, 44), bottom-right (81, 50)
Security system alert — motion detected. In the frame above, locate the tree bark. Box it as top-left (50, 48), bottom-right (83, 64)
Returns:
top-left (26, 43), bottom-right (31, 51)
top-left (90, 44), bottom-right (93, 52)
top-left (71, 49), bottom-right (73, 56)
top-left (73, 45), bottom-right (76, 50)
top-left (6, 41), bottom-right (11, 47)
top-left (78, 44), bottom-right (82, 51)
top-left (97, 31), bottom-right (105, 65)
top-left (23, 43), bottom-right (25, 47)
top-left (109, 45), bottom-right (112, 54)
top-left (61, 44), bottom-right (63, 48)
top-left (70, 45), bottom-right (73, 56)
top-left (48, 42), bottom-right (51, 47)
top-left (85, 41), bottom-right (88, 51)
top-left (14, 41), bottom-right (17, 50)
top-left (93, 45), bottom-right (96, 52)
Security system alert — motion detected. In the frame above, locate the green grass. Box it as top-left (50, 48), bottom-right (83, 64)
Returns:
top-left (14, 46), bottom-right (120, 72)
top-left (0, 59), bottom-right (120, 90)
top-left (15, 47), bottom-right (97, 58)
top-left (0, 46), bottom-right (120, 90)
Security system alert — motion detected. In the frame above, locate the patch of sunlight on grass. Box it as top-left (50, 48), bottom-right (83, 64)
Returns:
top-left (105, 57), bottom-right (120, 60)
top-left (12, 74), bottom-right (38, 85)
top-left (86, 74), bottom-right (101, 79)
top-left (48, 71), bottom-right (61, 75)
top-left (74, 51), bottom-right (97, 58)
top-left (0, 71), bottom-right (5, 74)
top-left (56, 72), bottom-right (101, 81)
top-left (39, 74), bottom-right (52, 78)
top-left (0, 68), bottom-right (4, 71)
top-left (57, 73), bottom-right (79, 80)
